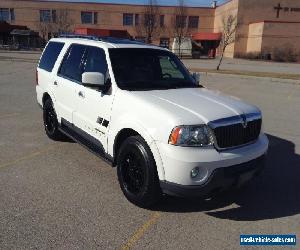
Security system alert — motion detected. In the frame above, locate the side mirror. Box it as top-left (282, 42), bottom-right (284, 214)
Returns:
top-left (192, 72), bottom-right (201, 84)
top-left (82, 72), bottom-right (105, 88)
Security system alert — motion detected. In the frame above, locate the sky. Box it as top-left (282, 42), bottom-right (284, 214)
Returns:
top-left (43, 0), bottom-right (227, 7)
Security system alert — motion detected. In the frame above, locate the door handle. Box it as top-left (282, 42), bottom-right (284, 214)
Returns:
top-left (54, 81), bottom-right (58, 86)
top-left (78, 91), bottom-right (85, 98)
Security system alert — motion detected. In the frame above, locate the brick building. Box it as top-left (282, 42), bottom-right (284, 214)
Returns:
top-left (0, 0), bottom-right (300, 58)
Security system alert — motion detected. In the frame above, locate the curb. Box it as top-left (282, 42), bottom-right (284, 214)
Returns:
top-left (197, 71), bottom-right (300, 85)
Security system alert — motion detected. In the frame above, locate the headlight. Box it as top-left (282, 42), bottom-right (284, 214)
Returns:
top-left (168, 125), bottom-right (215, 147)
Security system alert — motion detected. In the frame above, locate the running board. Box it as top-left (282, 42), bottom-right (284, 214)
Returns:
top-left (59, 120), bottom-right (113, 166)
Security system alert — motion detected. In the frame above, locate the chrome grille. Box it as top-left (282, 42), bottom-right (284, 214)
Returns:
top-left (211, 116), bottom-right (262, 149)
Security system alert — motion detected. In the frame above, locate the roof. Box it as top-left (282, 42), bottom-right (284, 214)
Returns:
top-left (51, 36), bottom-right (165, 50)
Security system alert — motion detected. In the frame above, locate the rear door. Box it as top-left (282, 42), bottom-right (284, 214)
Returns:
top-left (54, 44), bottom-right (87, 123)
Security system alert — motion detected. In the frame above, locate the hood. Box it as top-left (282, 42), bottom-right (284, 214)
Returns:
top-left (131, 88), bottom-right (261, 125)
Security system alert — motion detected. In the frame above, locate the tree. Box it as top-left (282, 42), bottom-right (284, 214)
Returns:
top-left (216, 14), bottom-right (238, 70)
top-left (135, 0), bottom-right (161, 44)
top-left (52, 9), bottom-right (74, 35)
top-left (37, 21), bottom-right (53, 45)
top-left (171, 0), bottom-right (190, 58)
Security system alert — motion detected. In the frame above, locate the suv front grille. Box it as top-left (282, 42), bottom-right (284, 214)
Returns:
top-left (213, 119), bottom-right (262, 149)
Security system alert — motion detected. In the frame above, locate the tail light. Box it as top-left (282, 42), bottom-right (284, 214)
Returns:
top-left (36, 70), bottom-right (39, 85)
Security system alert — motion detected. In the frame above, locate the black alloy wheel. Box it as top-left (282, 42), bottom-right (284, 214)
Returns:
top-left (117, 136), bottom-right (161, 207)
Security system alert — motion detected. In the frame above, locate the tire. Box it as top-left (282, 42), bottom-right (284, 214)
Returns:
top-left (117, 136), bottom-right (161, 207)
top-left (43, 98), bottom-right (64, 141)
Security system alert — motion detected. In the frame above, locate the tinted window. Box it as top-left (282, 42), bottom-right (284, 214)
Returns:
top-left (84, 47), bottom-right (108, 76)
top-left (39, 41), bottom-right (64, 72)
top-left (109, 48), bottom-right (197, 91)
top-left (59, 44), bottom-right (86, 82)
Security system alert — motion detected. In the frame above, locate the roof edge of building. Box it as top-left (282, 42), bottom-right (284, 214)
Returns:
top-left (9, 0), bottom-right (216, 9)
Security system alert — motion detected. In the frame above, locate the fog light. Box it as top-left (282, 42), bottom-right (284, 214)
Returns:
top-left (191, 167), bottom-right (200, 178)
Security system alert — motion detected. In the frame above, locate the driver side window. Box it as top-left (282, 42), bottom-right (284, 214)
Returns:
top-left (83, 46), bottom-right (109, 80)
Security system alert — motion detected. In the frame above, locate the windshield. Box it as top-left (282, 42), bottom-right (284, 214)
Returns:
top-left (108, 48), bottom-right (198, 91)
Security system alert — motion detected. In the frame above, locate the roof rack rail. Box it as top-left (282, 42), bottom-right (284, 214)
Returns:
top-left (58, 33), bottom-right (147, 45)
top-left (59, 34), bottom-right (103, 41)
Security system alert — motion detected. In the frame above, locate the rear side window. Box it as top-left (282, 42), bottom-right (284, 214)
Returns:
top-left (58, 44), bottom-right (86, 83)
top-left (39, 42), bottom-right (64, 72)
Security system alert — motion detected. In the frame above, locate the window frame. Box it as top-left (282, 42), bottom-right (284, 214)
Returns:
top-left (40, 9), bottom-right (52, 23)
top-left (176, 15), bottom-right (187, 28)
top-left (38, 41), bottom-right (65, 72)
top-left (58, 44), bottom-right (108, 85)
top-left (160, 15), bottom-right (165, 28)
top-left (123, 13), bottom-right (134, 26)
top-left (0, 8), bottom-right (13, 22)
top-left (188, 16), bottom-right (199, 29)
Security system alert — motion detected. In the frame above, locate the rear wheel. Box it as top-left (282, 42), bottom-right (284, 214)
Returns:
top-left (43, 99), bottom-right (63, 140)
top-left (117, 136), bottom-right (161, 207)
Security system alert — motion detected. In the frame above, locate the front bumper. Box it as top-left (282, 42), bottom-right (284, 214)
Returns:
top-left (156, 134), bottom-right (269, 186)
top-left (160, 155), bottom-right (266, 198)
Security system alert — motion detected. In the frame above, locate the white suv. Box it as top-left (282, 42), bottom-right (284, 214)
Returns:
top-left (36, 36), bottom-right (269, 207)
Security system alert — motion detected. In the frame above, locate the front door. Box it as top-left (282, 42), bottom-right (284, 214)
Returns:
top-left (73, 46), bottom-right (114, 152)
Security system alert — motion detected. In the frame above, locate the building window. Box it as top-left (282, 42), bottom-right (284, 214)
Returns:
top-left (10, 9), bottom-right (15, 21)
top-left (123, 13), bottom-right (133, 26)
top-left (188, 16), bottom-right (199, 28)
top-left (160, 38), bottom-right (169, 48)
top-left (81, 12), bottom-right (97, 24)
top-left (52, 10), bottom-right (57, 23)
top-left (160, 15), bottom-right (164, 27)
top-left (176, 15), bottom-right (187, 28)
top-left (40, 10), bottom-right (51, 22)
top-left (135, 14), bottom-right (139, 26)
top-left (0, 8), bottom-right (14, 22)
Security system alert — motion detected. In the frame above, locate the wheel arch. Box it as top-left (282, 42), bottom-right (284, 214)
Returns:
top-left (42, 92), bottom-right (51, 106)
top-left (112, 127), bottom-right (165, 181)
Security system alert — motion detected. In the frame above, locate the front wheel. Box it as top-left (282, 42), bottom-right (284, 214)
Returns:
top-left (117, 136), bottom-right (161, 207)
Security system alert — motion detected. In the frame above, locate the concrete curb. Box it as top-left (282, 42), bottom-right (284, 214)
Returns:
top-left (197, 71), bottom-right (300, 85)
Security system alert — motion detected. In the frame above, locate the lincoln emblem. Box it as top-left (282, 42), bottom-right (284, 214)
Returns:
top-left (274, 3), bottom-right (283, 18)
top-left (241, 114), bottom-right (248, 128)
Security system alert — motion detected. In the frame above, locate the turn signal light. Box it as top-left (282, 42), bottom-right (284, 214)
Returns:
top-left (168, 127), bottom-right (182, 145)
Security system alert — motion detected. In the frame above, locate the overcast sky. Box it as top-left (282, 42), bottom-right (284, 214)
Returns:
top-left (43, 0), bottom-right (227, 7)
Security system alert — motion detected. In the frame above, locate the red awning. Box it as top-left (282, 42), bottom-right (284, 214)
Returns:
top-left (75, 28), bottom-right (130, 38)
top-left (192, 32), bottom-right (222, 41)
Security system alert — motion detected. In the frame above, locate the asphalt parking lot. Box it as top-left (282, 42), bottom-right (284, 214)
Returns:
top-left (0, 55), bottom-right (300, 249)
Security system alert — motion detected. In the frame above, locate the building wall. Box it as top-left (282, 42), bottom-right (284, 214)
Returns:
top-left (235, 0), bottom-right (300, 56)
top-left (1, 0), bottom-right (300, 58)
top-left (213, 0), bottom-right (239, 57)
top-left (261, 21), bottom-right (300, 54)
top-left (0, 0), bottom-right (215, 45)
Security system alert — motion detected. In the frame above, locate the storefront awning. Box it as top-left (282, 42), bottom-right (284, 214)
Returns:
top-left (10, 29), bottom-right (38, 36)
top-left (192, 32), bottom-right (222, 41)
top-left (75, 28), bottom-right (131, 39)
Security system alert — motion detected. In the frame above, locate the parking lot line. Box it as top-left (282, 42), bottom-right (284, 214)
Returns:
top-left (0, 145), bottom-right (56, 170)
top-left (0, 113), bottom-right (20, 119)
top-left (121, 212), bottom-right (161, 250)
